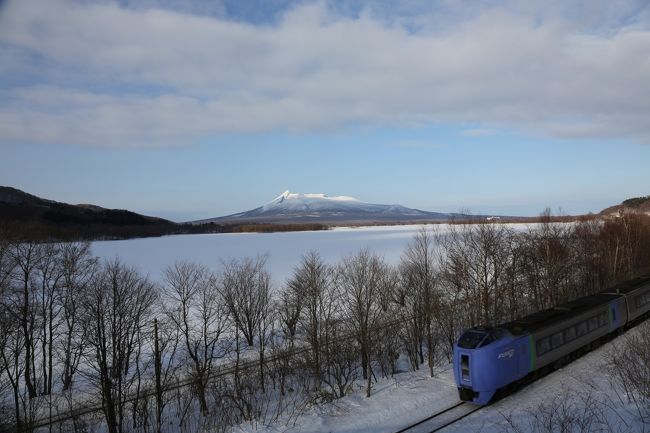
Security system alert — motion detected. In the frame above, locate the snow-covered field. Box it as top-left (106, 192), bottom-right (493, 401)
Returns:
top-left (234, 324), bottom-right (647, 433)
top-left (91, 223), bottom-right (534, 285)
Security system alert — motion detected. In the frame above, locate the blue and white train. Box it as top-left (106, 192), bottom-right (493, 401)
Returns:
top-left (453, 275), bottom-right (650, 405)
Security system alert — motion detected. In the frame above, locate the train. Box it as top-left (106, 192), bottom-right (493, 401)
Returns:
top-left (453, 275), bottom-right (650, 405)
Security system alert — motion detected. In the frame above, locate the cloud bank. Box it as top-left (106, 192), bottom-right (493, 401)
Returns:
top-left (0, 0), bottom-right (649, 147)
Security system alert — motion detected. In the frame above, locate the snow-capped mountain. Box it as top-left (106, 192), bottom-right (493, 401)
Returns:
top-left (193, 190), bottom-right (453, 224)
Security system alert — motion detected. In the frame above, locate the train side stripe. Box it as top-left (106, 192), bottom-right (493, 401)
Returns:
top-left (608, 303), bottom-right (614, 332)
top-left (528, 334), bottom-right (536, 372)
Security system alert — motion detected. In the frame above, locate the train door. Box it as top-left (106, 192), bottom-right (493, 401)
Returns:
top-left (456, 351), bottom-right (472, 387)
top-left (515, 338), bottom-right (531, 378)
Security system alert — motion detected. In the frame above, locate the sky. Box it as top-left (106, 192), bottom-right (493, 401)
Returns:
top-left (1, 0), bottom-right (649, 222)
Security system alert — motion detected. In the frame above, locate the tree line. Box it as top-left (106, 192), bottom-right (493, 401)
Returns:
top-left (0, 219), bottom-right (332, 243)
top-left (0, 210), bottom-right (649, 433)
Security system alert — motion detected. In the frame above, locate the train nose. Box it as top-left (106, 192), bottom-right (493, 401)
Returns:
top-left (457, 351), bottom-right (479, 401)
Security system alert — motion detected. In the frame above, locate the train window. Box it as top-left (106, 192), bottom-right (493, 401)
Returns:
top-left (599, 313), bottom-right (608, 327)
top-left (458, 331), bottom-right (486, 349)
top-left (637, 293), bottom-right (650, 308)
top-left (588, 316), bottom-right (599, 332)
top-left (461, 354), bottom-right (470, 381)
top-left (479, 334), bottom-right (496, 347)
top-left (612, 307), bottom-right (616, 322)
top-left (551, 332), bottom-right (564, 349)
top-left (536, 337), bottom-right (550, 356)
top-left (478, 329), bottom-right (505, 348)
top-left (478, 334), bottom-right (497, 347)
top-left (576, 321), bottom-right (588, 337)
top-left (563, 326), bottom-right (576, 342)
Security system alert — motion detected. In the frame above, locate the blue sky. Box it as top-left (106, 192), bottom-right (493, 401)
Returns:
top-left (1, 0), bottom-right (649, 221)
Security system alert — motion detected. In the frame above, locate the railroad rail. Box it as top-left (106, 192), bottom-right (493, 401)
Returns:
top-left (394, 401), bottom-right (481, 433)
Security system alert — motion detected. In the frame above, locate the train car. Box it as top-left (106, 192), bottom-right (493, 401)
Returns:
top-left (453, 275), bottom-right (650, 405)
top-left (454, 327), bottom-right (529, 404)
top-left (526, 293), bottom-right (622, 372)
top-left (604, 276), bottom-right (650, 322)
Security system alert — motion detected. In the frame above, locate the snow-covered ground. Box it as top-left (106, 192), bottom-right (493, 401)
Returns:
top-left (91, 223), bottom-right (538, 285)
top-left (235, 324), bottom-right (648, 433)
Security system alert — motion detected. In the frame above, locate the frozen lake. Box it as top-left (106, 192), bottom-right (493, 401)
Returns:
top-left (91, 224), bottom-right (532, 286)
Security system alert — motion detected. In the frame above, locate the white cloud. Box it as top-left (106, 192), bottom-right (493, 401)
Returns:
top-left (0, 0), bottom-right (649, 147)
top-left (461, 128), bottom-right (497, 137)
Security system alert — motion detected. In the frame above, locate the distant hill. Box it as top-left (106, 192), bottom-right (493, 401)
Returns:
top-left (193, 190), bottom-right (471, 224)
top-left (600, 195), bottom-right (650, 216)
top-left (0, 186), bottom-right (178, 240)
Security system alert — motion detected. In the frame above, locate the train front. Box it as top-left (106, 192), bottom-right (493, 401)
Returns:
top-left (453, 327), bottom-right (527, 405)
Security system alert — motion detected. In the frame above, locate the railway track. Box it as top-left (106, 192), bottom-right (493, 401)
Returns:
top-left (394, 401), bottom-right (481, 433)
top-left (391, 313), bottom-right (650, 433)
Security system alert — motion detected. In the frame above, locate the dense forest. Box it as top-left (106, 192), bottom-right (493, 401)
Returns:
top-left (0, 210), bottom-right (649, 432)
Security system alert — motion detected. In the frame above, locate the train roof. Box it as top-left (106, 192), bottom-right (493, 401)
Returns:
top-left (501, 274), bottom-right (650, 335)
top-left (500, 293), bottom-right (621, 335)
top-left (602, 274), bottom-right (650, 295)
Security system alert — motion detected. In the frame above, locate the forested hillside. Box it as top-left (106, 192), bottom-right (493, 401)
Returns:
top-left (0, 186), bottom-right (178, 240)
top-left (600, 195), bottom-right (650, 216)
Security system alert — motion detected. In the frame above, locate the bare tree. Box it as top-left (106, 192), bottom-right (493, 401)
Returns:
top-left (321, 321), bottom-right (359, 399)
top-left (374, 266), bottom-right (401, 377)
top-left (0, 229), bottom-right (16, 426)
top-left (600, 212), bottom-right (650, 284)
top-left (256, 286), bottom-right (274, 394)
top-left (163, 261), bottom-right (229, 416)
top-left (500, 387), bottom-right (618, 433)
top-left (337, 249), bottom-right (393, 397)
top-left (151, 314), bottom-right (181, 433)
top-left (438, 222), bottom-right (513, 327)
top-left (394, 264), bottom-right (423, 370)
top-left (606, 322), bottom-right (650, 424)
top-left (519, 209), bottom-right (575, 311)
top-left (9, 240), bottom-right (48, 399)
top-left (83, 259), bottom-right (157, 433)
top-left (272, 280), bottom-right (303, 399)
top-left (220, 256), bottom-right (271, 347)
top-left (0, 225), bottom-right (13, 293)
top-left (276, 283), bottom-right (301, 343)
top-left (287, 251), bottom-right (336, 388)
top-left (220, 256), bottom-right (272, 392)
top-left (0, 301), bottom-right (25, 430)
top-left (34, 242), bottom-right (63, 397)
top-left (572, 216), bottom-right (607, 293)
top-left (59, 241), bottom-right (98, 391)
top-left (400, 227), bottom-right (439, 377)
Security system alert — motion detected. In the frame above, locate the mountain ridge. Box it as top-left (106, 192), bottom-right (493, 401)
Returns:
top-left (0, 186), bottom-right (177, 240)
top-left (192, 190), bottom-right (457, 224)
top-left (600, 195), bottom-right (650, 216)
